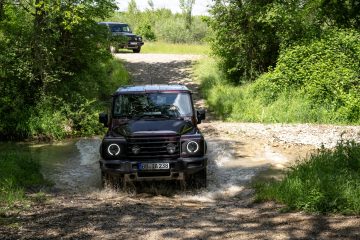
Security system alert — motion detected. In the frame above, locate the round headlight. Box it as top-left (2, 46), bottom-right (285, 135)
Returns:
top-left (132, 145), bottom-right (141, 155)
top-left (186, 141), bottom-right (199, 154)
top-left (107, 143), bottom-right (121, 156)
top-left (166, 143), bottom-right (176, 154)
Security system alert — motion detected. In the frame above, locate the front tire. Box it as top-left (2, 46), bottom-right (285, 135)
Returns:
top-left (101, 172), bottom-right (124, 190)
top-left (133, 47), bottom-right (141, 53)
top-left (186, 168), bottom-right (207, 189)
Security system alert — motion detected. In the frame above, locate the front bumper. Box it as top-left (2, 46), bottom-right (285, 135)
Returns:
top-left (123, 42), bottom-right (144, 49)
top-left (99, 156), bottom-right (207, 181)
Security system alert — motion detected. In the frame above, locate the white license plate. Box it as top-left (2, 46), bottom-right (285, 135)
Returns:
top-left (139, 163), bottom-right (170, 170)
top-left (129, 42), bottom-right (138, 45)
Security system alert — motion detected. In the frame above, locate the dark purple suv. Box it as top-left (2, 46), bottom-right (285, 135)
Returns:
top-left (99, 85), bottom-right (207, 188)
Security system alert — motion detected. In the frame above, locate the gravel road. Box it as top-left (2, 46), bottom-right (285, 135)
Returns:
top-left (1, 53), bottom-right (360, 240)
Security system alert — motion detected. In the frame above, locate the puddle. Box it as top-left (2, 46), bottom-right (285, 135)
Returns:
top-left (29, 138), bottom-right (102, 192)
top-left (1, 137), bottom-right (291, 199)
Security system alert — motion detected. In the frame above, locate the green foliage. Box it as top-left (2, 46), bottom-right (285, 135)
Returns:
top-left (208, 0), bottom-right (280, 83)
top-left (254, 141), bottom-right (360, 214)
top-left (195, 48), bottom-right (360, 124)
top-left (0, 1), bottom-right (133, 140)
top-left (179, 0), bottom-right (195, 30)
top-left (141, 41), bottom-right (209, 54)
top-left (108, 7), bottom-right (208, 43)
top-left (137, 22), bottom-right (156, 41)
top-left (253, 29), bottom-right (360, 123)
top-left (208, 0), bottom-right (360, 84)
top-left (0, 150), bottom-right (47, 206)
top-left (26, 59), bottom-right (130, 140)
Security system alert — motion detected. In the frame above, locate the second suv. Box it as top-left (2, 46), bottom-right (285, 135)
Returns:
top-left (98, 22), bottom-right (144, 53)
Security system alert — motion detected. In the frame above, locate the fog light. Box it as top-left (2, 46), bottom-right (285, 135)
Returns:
top-left (166, 143), bottom-right (176, 154)
top-left (132, 145), bottom-right (141, 155)
top-left (186, 141), bottom-right (199, 154)
top-left (107, 143), bottom-right (121, 156)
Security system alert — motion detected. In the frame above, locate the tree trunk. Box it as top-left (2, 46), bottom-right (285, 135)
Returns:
top-left (0, 0), bottom-right (5, 21)
top-left (29, 0), bottom-right (46, 105)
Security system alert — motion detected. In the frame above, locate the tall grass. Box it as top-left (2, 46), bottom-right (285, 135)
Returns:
top-left (0, 150), bottom-right (48, 212)
top-left (254, 141), bottom-right (360, 214)
top-left (194, 58), bottom-right (359, 124)
top-left (140, 41), bottom-right (210, 55)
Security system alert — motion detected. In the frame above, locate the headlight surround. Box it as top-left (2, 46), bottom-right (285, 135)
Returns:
top-left (186, 141), bottom-right (199, 154)
top-left (107, 143), bottom-right (121, 156)
top-left (101, 138), bottom-right (126, 159)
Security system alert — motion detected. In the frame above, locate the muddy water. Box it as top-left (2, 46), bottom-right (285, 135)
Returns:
top-left (3, 138), bottom-right (103, 192)
top-left (2, 136), bottom-right (297, 200)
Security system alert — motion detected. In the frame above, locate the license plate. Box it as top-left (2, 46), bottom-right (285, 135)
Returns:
top-left (129, 42), bottom-right (138, 45)
top-left (139, 163), bottom-right (170, 170)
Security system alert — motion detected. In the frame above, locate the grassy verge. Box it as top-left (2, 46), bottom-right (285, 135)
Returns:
top-left (140, 41), bottom-right (210, 54)
top-left (254, 141), bottom-right (360, 214)
top-left (194, 57), bottom-right (359, 124)
top-left (0, 150), bottom-right (49, 215)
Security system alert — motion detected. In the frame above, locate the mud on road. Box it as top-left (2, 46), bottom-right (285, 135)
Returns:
top-left (1, 53), bottom-right (360, 240)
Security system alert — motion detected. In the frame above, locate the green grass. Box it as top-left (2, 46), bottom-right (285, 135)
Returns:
top-left (0, 150), bottom-right (49, 213)
top-left (254, 141), bottom-right (360, 214)
top-left (194, 57), bottom-right (360, 124)
top-left (140, 41), bottom-right (210, 54)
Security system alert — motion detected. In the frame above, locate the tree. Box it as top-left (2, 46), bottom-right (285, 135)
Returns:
top-left (179, 0), bottom-right (195, 30)
top-left (208, 0), bottom-right (279, 83)
top-left (208, 0), bottom-right (360, 84)
top-left (0, 0), bottom-right (117, 139)
top-left (148, 0), bottom-right (154, 11)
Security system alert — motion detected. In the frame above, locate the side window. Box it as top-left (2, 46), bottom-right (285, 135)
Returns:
top-left (114, 95), bottom-right (130, 115)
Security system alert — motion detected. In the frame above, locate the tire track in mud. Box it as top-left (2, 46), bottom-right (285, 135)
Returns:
top-left (2, 53), bottom-right (360, 240)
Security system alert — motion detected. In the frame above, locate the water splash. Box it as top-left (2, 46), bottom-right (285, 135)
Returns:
top-left (76, 138), bottom-right (102, 166)
top-left (181, 140), bottom-right (268, 202)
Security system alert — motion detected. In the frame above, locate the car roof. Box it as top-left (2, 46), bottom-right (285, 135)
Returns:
top-left (114, 85), bottom-right (191, 95)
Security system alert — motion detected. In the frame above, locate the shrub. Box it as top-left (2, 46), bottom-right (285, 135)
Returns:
top-left (196, 29), bottom-right (360, 124)
top-left (253, 29), bottom-right (360, 123)
top-left (26, 58), bottom-right (130, 140)
top-left (254, 141), bottom-right (360, 214)
top-left (137, 22), bottom-right (156, 41)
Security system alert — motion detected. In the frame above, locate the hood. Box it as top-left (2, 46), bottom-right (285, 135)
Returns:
top-left (111, 32), bottom-right (138, 37)
top-left (111, 119), bottom-right (195, 137)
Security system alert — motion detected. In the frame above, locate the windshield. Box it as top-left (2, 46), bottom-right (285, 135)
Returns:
top-left (113, 93), bottom-right (193, 118)
top-left (109, 24), bottom-right (131, 33)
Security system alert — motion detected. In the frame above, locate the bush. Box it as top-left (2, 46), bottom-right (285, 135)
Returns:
top-left (108, 11), bottom-right (208, 44)
top-left (254, 141), bottom-right (360, 214)
top-left (253, 29), bottom-right (360, 123)
top-left (196, 29), bottom-right (360, 124)
top-left (137, 22), bottom-right (156, 41)
top-left (26, 59), bottom-right (130, 140)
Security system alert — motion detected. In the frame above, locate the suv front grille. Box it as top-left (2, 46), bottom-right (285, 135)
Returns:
top-left (127, 135), bottom-right (180, 159)
top-left (128, 36), bottom-right (136, 42)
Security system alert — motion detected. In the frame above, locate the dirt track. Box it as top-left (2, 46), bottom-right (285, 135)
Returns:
top-left (1, 53), bottom-right (360, 240)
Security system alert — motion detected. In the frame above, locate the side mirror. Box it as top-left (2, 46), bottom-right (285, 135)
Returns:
top-left (197, 109), bottom-right (206, 124)
top-left (99, 113), bottom-right (108, 127)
